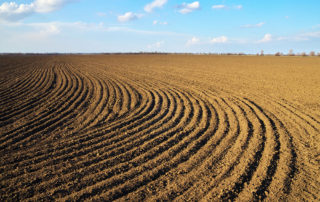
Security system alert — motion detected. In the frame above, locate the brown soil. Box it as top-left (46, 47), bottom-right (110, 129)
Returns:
top-left (1, 54), bottom-right (319, 201)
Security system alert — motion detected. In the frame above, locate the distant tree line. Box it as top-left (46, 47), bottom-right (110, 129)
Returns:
top-left (273, 49), bottom-right (319, 56)
top-left (1, 51), bottom-right (320, 56)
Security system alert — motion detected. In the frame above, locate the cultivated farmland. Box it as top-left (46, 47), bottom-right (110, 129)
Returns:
top-left (0, 54), bottom-right (319, 201)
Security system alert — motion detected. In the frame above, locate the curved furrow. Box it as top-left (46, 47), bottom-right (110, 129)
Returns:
top-left (101, 75), bottom-right (127, 123)
top-left (284, 98), bottom-right (320, 121)
top-left (86, 75), bottom-right (118, 128)
top-left (31, 87), bottom-right (168, 180)
top-left (0, 59), bottom-right (33, 86)
top-left (23, 86), bottom-right (188, 199)
top-left (0, 65), bottom-right (75, 158)
top-left (100, 77), bottom-right (142, 125)
top-left (0, 65), bottom-right (69, 149)
top-left (243, 93), bottom-right (318, 200)
top-left (163, 94), bottom-right (248, 201)
top-left (24, 87), bottom-right (173, 186)
top-left (0, 80), bottom-right (159, 185)
top-left (240, 98), bottom-right (281, 201)
top-left (0, 67), bottom-right (54, 124)
top-left (0, 65), bottom-right (89, 165)
top-left (62, 90), bottom-right (202, 201)
top-left (200, 98), bottom-right (264, 200)
top-left (0, 63), bottom-right (89, 152)
top-left (0, 65), bottom-right (44, 107)
top-left (108, 77), bottom-right (135, 119)
top-left (57, 86), bottom-right (159, 156)
top-left (0, 66), bottom-right (58, 144)
top-left (16, 85), bottom-right (160, 177)
top-left (215, 97), bottom-right (288, 201)
top-left (7, 65), bottom-right (91, 149)
top-left (0, 64), bottom-right (50, 107)
top-left (231, 97), bottom-right (299, 201)
top-left (275, 99), bottom-right (320, 132)
top-left (48, 64), bottom-right (98, 134)
top-left (138, 93), bottom-right (235, 201)
top-left (253, 111), bottom-right (298, 200)
top-left (0, 60), bottom-right (55, 102)
top-left (94, 75), bottom-right (136, 125)
top-left (64, 79), bottom-right (155, 142)
top-left (53, 76), bottom-right (143, 145)
top-left (0, 76), bottom-right (149, 173)
top-left (0, 67), bottom-right (37, 104)
top-left (0, 62), bottom-right (40, 100)
top-left (1, 55), bottom-right (319, 201)
top-left (83, 91), bottom-right (213, 201)
top-left (6, 87), bottom-right (183, 199)
top-left (178, 95), bottom-right (257, 201)
top-left (0, 67), bottom-right (45, 121)
top-left (254, 96), bottom-right (317, 199)
top-left (207, 97), bottom-right (268, 201)
top-left (65, 74), bottom-right (109, 133)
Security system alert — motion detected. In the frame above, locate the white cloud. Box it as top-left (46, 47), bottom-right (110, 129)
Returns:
top-left (186, 36), bottom-right (200, 45)
top-left (144, 0), bottom-right (167, 13)
top-left (34, 0), bottom-right (76, 13)
top-left (178, 1), bottom-right (200, 14)
top-left (258, 33), bottom-right (272, 43)
top-left (212, 4), bottom-right (242, 10)
top-left (117, 12), bottom-right (143, 23)
top-left (212, 5), bottom-right (226, 9)
top-left (301, 31), bottom-right (320, 38)
top-left (29, 23), bottom-right (60, 39)
top-left (234, 5), bottom-right (243, 10)
top-left (96, 12), bottom-right (106, 17)
top-left (241, 22), bottom-right (265, 28)
top-left (153, 20), bottom-right (167, 25)
top-left (276, 31), bottom-right (320, 42)
top-left (0, 0), bottom-right (76, 21)
top-left (147, 41), bottom-right (164, 49)
top-left (0, 2), bottom-right (35, 21)
top-left (210, 36), bottom-right (228, 44)
top-left (1, 21), bottom-right (61, 41)
top-left (0, 20), bottom-right (185, 38)
top-left (0, 20), bottom-right (188, 52)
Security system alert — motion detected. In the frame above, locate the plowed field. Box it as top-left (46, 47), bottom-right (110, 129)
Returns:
top-left (1, 54), bottom-right (319, 201)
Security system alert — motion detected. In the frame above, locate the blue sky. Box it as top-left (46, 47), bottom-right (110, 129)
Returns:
top-left (0, 0), bottom-right (319, 53)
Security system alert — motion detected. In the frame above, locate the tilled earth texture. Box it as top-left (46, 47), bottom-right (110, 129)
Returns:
top-left (1, 54), bottom-right (319, 201)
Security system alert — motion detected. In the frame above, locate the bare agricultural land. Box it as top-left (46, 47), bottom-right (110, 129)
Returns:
top-left (0, 54), bottom-right (320, 201)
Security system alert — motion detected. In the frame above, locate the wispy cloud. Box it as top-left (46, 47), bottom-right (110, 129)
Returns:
top-left (277, 31), bottom-right (320, 41)
top-left (147, 41), bottom-right (164, 49)
top-left (258, 33), bottom-right (272, 43)
top-left (234, 5), bottom-right (243, 10)
top-left (117, 12), bottom-right (143, 23)
top-left (153, 20), bottom-right (168, 25)
top-left (0, 0), bottom-right (77, 22)
top-left (0, 20), bottom-right (187, 39)
top-left (144, 0), bottom-right (167, 13)
top-left (96, 12), bottom-right (106, 17)
top-left (178, 1), bottom-right (200, 14)
top-left (34, 0), bottom-right (77, 13)
top-left (301, 31), bottom-right (320, 38)
top-left (212, 5), bottom-right (226, 9)
top-left (25, 23), bottom-right (61, 39)
top-left (241, 22), bottom-right (265, 28)
top-left (210, 36), bottom-right (228, 44)
top-left (212, 4), bottom-right (242, 10)
top-left (186, 36), bottom-right (200, 45)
